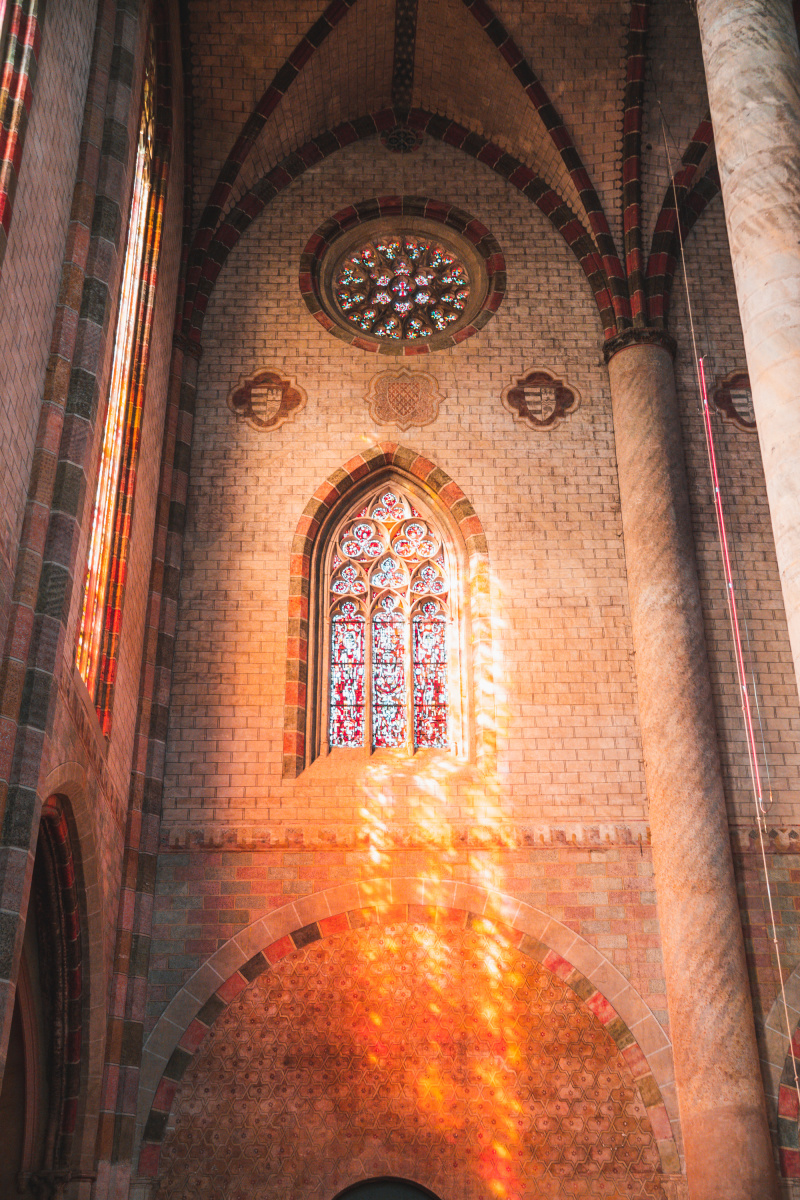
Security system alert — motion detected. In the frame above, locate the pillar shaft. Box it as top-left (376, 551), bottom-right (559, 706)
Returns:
top-left (696, 0), bottom-right (800, 706)
top-left (607, 340), bottom-right (776, 1200)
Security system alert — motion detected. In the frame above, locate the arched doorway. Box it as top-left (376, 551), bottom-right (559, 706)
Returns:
top-left (336, 1180), bottom-right (442, 1200)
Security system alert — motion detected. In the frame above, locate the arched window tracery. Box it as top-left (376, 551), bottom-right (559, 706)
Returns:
top-left (326, 486), bottom-right (452, 752)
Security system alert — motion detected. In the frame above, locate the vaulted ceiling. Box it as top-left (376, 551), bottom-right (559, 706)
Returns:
top-left (181, 0), bottom-right (716, 343)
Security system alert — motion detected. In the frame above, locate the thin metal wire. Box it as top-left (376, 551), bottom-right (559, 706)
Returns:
top-left (658, 102), bottom-right (800, 1114)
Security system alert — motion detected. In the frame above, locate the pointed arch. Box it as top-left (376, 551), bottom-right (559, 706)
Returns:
top-left (283, 444), bottom-right (493, 778)
top-left (183, 107), bottom-right (616, 343)
top-left (135, 879), bottom-right (680, 1183)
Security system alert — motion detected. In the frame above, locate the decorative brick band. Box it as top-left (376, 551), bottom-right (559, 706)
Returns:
top-left (282, 443), bottom-right (493, 777)
top-left (136, 880), bottom-right (679, 1183)
top-left (622, 1), bottom-right (648, 325)
top-left (298, 196), bottom-right (506, 355)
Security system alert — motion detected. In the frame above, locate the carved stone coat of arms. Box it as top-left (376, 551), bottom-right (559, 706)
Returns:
top-left (501, 368), bottom-right (579, 430)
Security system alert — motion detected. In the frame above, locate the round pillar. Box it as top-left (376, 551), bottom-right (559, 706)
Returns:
top-left (607, 336), bottom-right (776, 1199)
top-left (696, 0), bottom-right (800, 706)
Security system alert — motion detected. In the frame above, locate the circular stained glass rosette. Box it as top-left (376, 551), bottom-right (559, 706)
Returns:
top-left (334, 234), bottom-right (470, 340)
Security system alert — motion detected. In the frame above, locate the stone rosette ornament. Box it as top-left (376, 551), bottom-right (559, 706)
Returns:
top-left (227, 367), bottom-right (307, 431)
top-left (712, 369), bottom-right (756, 432)
top-left (365, 368), bottom-right (444, 430)
top-left (501, 367), bottom-right (579, 430)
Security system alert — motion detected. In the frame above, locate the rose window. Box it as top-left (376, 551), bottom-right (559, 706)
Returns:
top-left (334, 234), bottom-right (469, 340)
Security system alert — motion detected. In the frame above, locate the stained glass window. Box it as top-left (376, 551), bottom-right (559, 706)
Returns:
top-left (75, 28), bottom-right (165, 730)
top-left (330, 601), bottom-right (365, 747)
top-left (334, 235), bottom-right (469, 340)
top-left (327, 487), bottom-right (450, 750)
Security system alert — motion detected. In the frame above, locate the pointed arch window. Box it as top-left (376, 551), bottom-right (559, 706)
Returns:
top-left (327, 486), bottom-right (451, 751)
top-left (75, 26), bottom-right (169, 733)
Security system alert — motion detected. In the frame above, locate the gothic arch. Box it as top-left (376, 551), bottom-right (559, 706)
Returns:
top-left (183, 107), bottom-right (615, 343)
top-left (38, 763), bottom-right (107, 1180)
top-left (283, 444), bottom-right (494, 778)
top-left (136, 879), bottom-right (680, 1184)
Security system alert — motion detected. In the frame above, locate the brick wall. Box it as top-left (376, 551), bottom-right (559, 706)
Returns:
top-left (0, 0), bottom-right (97, 643)
top-left (38, 0), bottom-right (187, 1003)
top-left (163, 136), bottom-right (647, 835)
top-left (148, 842), bottom-right (665, 1034)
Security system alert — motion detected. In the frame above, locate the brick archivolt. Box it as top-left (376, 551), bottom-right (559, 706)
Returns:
top-left (283, 442), bottom-right (494, 778)
top-left (136, 878), bottom-right (679, 1182)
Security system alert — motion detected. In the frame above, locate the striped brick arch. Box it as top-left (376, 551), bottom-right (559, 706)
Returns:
top-left (283, 443), bottom-right (493, 778)
top-left (761, 966), bottom-right (800, 1176)
top-left (136, 879), bottom-right (680, 1184)
top-left (183, 106), bottom-right (617, 343)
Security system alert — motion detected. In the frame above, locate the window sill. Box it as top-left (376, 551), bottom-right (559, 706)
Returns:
top-left (71, 665), bottom-right (109, 757)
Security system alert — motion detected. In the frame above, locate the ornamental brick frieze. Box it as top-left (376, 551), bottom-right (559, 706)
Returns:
top-left (364, 367), bottom-right (443, 429)
top-left (501, 367), bottom-right (580, 430)
top-left (227, 367), bottom-right (307, 431)
top-left (712, 368), bottom-right (756, 432)
top-left (160, 820), bottom-right (652, 850)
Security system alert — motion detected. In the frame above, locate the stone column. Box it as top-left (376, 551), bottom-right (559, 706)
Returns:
top-left (695, 0), bottom-right (800, 706)
top-left (606, 334), bottom-right (776, 1200)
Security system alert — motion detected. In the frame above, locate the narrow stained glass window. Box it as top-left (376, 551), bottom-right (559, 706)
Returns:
top-left (372, 598), bottom-right (407, 748)
top-left (327, 487), bottom-right (450, 751)
top-left (413, 600), bottom-right (448, 748)
top-left (75, 27), bottom-right (167, 732)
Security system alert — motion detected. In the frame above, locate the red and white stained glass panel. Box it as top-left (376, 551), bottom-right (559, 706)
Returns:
top-left (328, 487), bottom-right (449, 751)
top-left (329, 602), bottom-right (365, 747)
top-left (413, 602), bottom-right (448, 748)
top-left (372, 605), bottom-right (407, 747)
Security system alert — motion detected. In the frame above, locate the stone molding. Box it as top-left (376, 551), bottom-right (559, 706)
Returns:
top-left (602, 326), bottom-right (677, 363)
top-left (159, 820), bottom-right (653, 850)
top-left (135, 879), bottom-right (679, 1186)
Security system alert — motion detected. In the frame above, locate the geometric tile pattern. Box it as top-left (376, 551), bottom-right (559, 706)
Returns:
top-left (152, 922), bottom-right (666, 1199)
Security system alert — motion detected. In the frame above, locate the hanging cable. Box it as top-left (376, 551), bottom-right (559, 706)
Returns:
top-left (658, 103), bottom-right (800, 1114)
